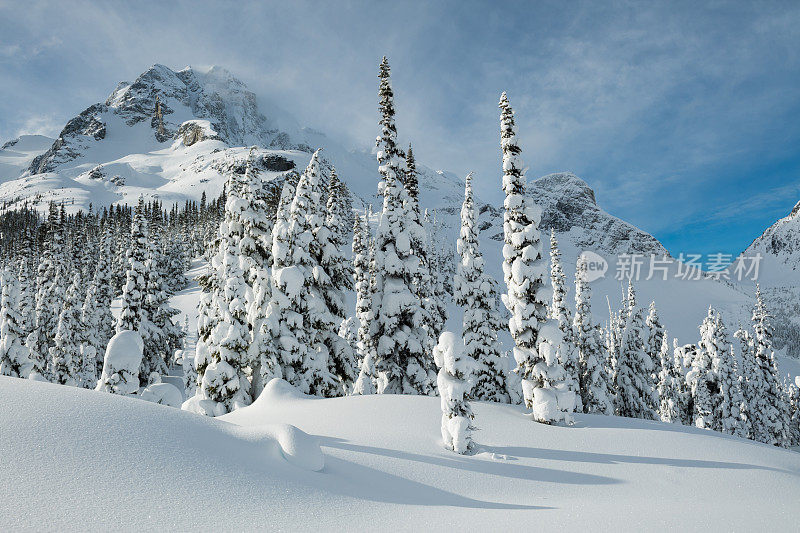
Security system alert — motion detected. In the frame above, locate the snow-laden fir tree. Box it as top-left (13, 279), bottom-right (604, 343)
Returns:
top-left (76, 341), bottom-right (98, 389)
top-left (16, 258), bottom-right (34, 336)
top-left (700, 309), bottom-right (750, 437)
top-left (318, 164), bottom-right (357, 396)
top-left (265, 151), bottom-right (339, 395)
top-left (550, 230), bottom-right (581, 411)
top-left (614, 282), bottom-right (658, 420)
top-left (352, 210), bottom-right (376, 395)
top-left (403, 143), bottom-right (420, 204)
top-left (404, 144), bottom-right (439, 364)
top-left (687, 308), bottom-right (717, 429)
top-left (325, 167), bottom-right (353, 251)
top-left (369, 58), bottom-right (435, 395)
top-left (673, 342), bottom-right (697, 425)
top-left (192, 268), bottom-right (219, 395)
top-left (0, 267), bottom-right (34, 378)
top-left (239, 154), bottom-right (278, 397)
top-left (746, 287), bottom-right (790, 446)
top-left (573, 256), bottom-right (612, 414)
top-left (785, 378), bottom-right (800, 447)
top-left (656, 333), bottom-right (683, 423)
top-left (49, 274), bottom-right (83, 385)
top-left (116, 198), bottom-right (148, 334)
top-left (196, 167), bottom-right (254, 415)
top-left (499, 92), bottom-right (572, 423)
top-left (140, 240), bottom-right (181, 380)
top-left (454, 173), bottom-right (508, 403)
top-left (434, 332), bottom-right (476, 454)
top-left (34, 202), bottom-right (66, 366)
top-left (84, 223), bottom-right (116, 374)
top-left (250, 171), bottom-right (299, 393)
top-left (645, 301), bottom-right (665, 410)
top-left (423, 208), bottom-right (450, 351)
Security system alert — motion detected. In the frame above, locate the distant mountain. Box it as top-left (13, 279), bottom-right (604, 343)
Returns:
top-left (736, 201), bottom-right (800, 287)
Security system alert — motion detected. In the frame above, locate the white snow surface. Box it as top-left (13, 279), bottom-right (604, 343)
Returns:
top-left (3, 373), bottom-right (797, 530)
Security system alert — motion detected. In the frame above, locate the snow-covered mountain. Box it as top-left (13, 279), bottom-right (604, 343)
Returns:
top-left (737, 201), bottom-right (800, 287)
top-left (0, 64), bottom-right (465, 216)
top-left (0, 134), bottom-right (55, 183)
top-left (0, 63), bottom-right (783, 349)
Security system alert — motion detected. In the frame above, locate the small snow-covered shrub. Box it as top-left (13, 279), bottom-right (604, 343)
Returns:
top-left (433, 332), bottom-right (476, 454)
top-left (95, 331), bottom-right (143, 395)
top-left (141, 382), bottom-right (183, 408)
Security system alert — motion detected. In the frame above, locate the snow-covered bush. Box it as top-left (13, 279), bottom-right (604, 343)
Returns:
top-left (141, 382), bottom-right (183, 408)
top-left (95, 330), bottom-right (144, 395)
top-left (0, 268), bottom-right (34, 378)
top-left (434, 332), bottom-right (476, 454)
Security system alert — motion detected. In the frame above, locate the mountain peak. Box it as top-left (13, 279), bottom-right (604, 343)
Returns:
top-left (534, 172), bottom-right (597, 206)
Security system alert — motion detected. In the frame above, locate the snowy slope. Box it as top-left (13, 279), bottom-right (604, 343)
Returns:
top-left (0, 134), bottom-right (54, 184)
top-left (735, 201), bottom-right (800, 287)
top-left (2, 375), bottom-right (798, 530)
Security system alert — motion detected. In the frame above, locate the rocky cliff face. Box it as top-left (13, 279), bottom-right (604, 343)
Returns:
top-left (466, 172), bottom-right (668, 258)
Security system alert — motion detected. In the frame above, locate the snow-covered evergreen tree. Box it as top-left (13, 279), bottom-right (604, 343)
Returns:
top-left (34, 202), bottom-right (66, 368)
top-left (250, 172), bottom-right (298, 395)
top-left (746, 287), bottom-right (790, 446)
top-left (573, 256), bottom-right (612, 414)
top-left (645, 301), bottom-right (665, 411)
top-left (49, 274), bottom-right (83, 386)
top-left (550, 230), bottom-right (581, 411)
top-left (319, 165), bottom-right (357, 396)
top-left (266, 151), bottom-right (339, 395)
top-left (116, 198), bottom-right (148, 334)
top-left (614, 282), bottom-right (658, 420)
top-left (0, 268), bottom-right (33, 378)
top-left (16, 258), bottom-right (34, 336)
top-left (325, 167), bottom-right (353, 251)
top-left (197, 168), bottom-right (254, 415)
top-left (434, 332), bottom-right (476, 454)
top-left (785, 378), bottom-right (800, 447)
top-left (672, 341), bottom-right (696, 425)
top-left (423, 209), bottom-right (449, 352)
top-left (352, 211), bottom-right (376, 395)
top-left (454, 173), bottom-right (508, 403)
top-left (370, 58), bottom-right (435, 395)
top-left (499, 92), bottom-right (571, 423)
top-left (141, 242), bottom-right (181, 380)
top-left (704, 309), bottom-right (750, 437)
top-left (657, 333), bottom-right (683, 423)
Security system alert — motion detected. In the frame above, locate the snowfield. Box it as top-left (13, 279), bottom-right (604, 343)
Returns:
top-left (2, 375), bottom-right (798, 531)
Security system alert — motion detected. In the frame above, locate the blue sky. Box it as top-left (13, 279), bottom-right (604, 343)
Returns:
top-left (1, 0), bottom-right (799, 259)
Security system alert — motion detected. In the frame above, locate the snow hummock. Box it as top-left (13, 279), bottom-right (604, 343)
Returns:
top-left (140, 382), bottom-right (183, 407)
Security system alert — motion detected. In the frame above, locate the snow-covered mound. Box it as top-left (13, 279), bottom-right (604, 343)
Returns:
top-left (0, 376), bottom-right (327, 530)
top-left (229, 381), bottom-right (800, 530)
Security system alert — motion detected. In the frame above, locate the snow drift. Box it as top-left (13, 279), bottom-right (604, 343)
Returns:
top-left (1, 375), bottom-right (799, 529)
